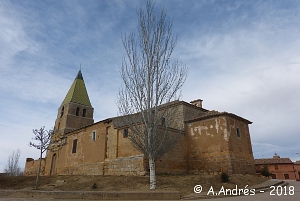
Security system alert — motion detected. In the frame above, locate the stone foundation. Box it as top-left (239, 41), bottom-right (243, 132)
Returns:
top-left (104, 154), bottom-right (145, 176)
top-left (59, 162), bottom-right (104, 175)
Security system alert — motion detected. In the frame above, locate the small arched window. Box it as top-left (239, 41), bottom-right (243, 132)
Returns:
top-left (123, 128), bottom-right (128, 138)
top-left (60, 106), bottom-right (64, 118)
top-left (76, 107), bottom-right (80, 116)
top-left (82, 109), bottom-right (86, 117)
top-left (236, 128), bottom-right (240, 138)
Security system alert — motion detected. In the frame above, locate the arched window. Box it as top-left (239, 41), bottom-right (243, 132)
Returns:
top-left (76, 107), bottom-right (80, 116)
top-left (60, 106), bottom-right (64, 118)
top-left (82, 109), bottom-right (86, 117)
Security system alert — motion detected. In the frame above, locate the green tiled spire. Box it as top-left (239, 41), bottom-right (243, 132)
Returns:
top-left (61, 70), bottom-right (92, 107)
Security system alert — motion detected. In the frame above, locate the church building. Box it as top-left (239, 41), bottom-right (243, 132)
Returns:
top-left (24, 70), bottom-right (256, 176)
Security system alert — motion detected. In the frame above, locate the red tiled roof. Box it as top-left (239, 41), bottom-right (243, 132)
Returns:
top-left (294, 161), bottom-right (300, 165)
top-left (255, 158), bottom-right (293, 165)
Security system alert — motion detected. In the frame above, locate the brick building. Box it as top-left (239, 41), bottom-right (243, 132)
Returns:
top-left (255, 155), bottom-right (297, 180)
top-left (24, 70), bottom-right (256, 176)
top-left (294, 161), bottom-right (300, 181)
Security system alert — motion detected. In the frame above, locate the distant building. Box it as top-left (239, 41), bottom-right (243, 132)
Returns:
top-left (0, 173), bottom-right (9, 177)
top-left (294, 161), bottom-right (300, 181)
top-left (24, 70), bottom-right (256, 176)
top-left (255, 155), bottom-right (297, 180)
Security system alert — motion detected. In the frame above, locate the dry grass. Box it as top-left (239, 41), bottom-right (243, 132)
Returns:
top-left (0, 174), bottom-right (268, 196)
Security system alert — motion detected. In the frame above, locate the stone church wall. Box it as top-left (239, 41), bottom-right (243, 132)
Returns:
top-left (187, 116), bottom-right (255, 175)
top-left (24, 158), bottom-right (46, 176)
top-left (187, 116), bottom-right (231, 174)
top-left (25, 100), bottom-right (255, 177)
top-left (43, 121), bottom-right (109, 176)
top-left (104, 154), bottom-right (145, 176)
top-left (225, 116), bottom-right (256, 175)
top-left (55, 103), bottom-right (94, 135)
top-left (155, 131), bottom-right (188, 174)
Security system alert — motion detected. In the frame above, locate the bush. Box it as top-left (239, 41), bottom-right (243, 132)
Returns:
top-left (260, 165), bottom-right (271, 177)
top-left (221, 172), bottom-right (229, 183)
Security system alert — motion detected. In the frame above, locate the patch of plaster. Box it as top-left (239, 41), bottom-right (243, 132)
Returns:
top-left (224, 128), bottom-right (230, 141)
top-left (193, 126), bottom-right (207, 135)
top-left (215, 119), bottom-right (219, 133)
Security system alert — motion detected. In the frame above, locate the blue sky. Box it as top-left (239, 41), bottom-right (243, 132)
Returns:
top-left (1, 0), bottom-right (300, 171)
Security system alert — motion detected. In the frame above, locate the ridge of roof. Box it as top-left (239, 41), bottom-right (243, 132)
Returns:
top-left (294, 161), bottom-right (300, 165)
top-left (65, 118), bottom-right (112, 136)
top-left (254, 158), bottom-right (293, 164)
top-left (61, 70), bottom-right (92, 107)
top-left (186, 110), bottom-right (252, 124)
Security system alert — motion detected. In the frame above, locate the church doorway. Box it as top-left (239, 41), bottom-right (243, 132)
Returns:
top-left (50, 154), bottom-right (57, 175)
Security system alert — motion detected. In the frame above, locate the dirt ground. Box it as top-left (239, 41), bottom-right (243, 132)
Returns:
top-left (0, 174), bottom-right (268, 196)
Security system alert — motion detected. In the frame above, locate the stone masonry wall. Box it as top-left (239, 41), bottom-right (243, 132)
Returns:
top-left (44, 121), bottom-right (109, 175)
top-left (225, 116), bottom-right (255, 175)
top-left (106, 125), bottom-right (118, 160)
top-left (24, 158), bottom-right (46, 176)
top-left (155, 131), bottom-right (188, 174)
top-left (104, 154), bottom-right (145, 176)
top-left (187, 115), bottom-right (255, 175)
top-left (187, 116), bottom-right (232, 174)
top-left (59, 162), bottom-right (104, 175)
top-left (182, 103), bottom-right (206, 121)
top-left (54, 102), bottom-right (94, 134)
top-left (116, 129), bottom-right (141, 158)
top-left (28, 101), bottom-right (255, 177)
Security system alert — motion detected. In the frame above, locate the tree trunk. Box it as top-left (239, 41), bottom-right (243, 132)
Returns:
top-left (35, 149), bottom-right (42, 190)
top-left (149, 157), bottom-right (156, 190)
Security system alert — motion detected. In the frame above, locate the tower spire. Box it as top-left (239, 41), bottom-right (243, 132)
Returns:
top-left (61, 70), bottom-right (91, 106)
top-left (54, 70), bottom-right (94, 135)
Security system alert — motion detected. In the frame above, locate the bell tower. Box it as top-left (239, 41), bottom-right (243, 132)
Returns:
top-left (54, 70), bottom-right (94, 135)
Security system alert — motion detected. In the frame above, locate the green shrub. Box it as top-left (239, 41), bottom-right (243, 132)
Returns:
top-left (260, 165), bottom-right (271, 177)
top-left (221, 172), bottom-right (229, 183)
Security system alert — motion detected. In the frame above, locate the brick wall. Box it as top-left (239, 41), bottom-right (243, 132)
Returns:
top-left (294, 163), bottom-right (300, 181)
top-left (257, 163), bottom-right (299, 180)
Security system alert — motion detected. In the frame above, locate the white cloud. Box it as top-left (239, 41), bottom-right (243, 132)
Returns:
top-left (177, 0), bottom-right (300, 161)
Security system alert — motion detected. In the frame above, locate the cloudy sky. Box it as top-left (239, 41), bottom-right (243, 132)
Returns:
top-left (0, 0), bottom-right (299, 172)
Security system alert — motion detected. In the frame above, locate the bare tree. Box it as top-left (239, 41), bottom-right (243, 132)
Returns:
top-left (117, 0), bottom-right (187, 190)
top-left (4, 149), bottom-right (22, 176)
top-left (29, 126), bottom-right (53, 189)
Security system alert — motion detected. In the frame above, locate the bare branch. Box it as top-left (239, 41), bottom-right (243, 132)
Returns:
top-left (117, 0), bottom-right (187, 190)
top-left (4, 149), bottom-right (22, 176)
top-left (29, 126), bottom-right (54, 189)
